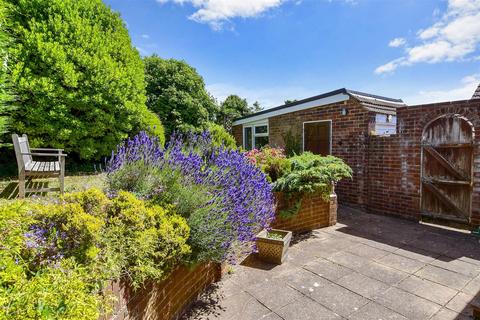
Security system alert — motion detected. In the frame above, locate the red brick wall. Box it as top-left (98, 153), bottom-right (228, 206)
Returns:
top-left (233, 98), bottom-right (480, 228)
top-left (104, 262), bottom-right (221, 320)
top-left (364, 100), bottom-right (480, 227)
top-left (268, 99), bottom-right (370, 206)
top-left (232, 125), bottom-right (243, 148)
top-left (272, 192), bottom-right (337, 233)
top-left (365, 135), bottom-right (420, 220)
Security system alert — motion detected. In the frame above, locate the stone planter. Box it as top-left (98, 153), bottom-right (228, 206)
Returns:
top-left (256, 229), bottom-right (292, 264)
top-left (271, 191), bottom-right (337, 233)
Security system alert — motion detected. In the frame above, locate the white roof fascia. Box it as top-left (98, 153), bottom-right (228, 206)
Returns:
top-left (232, 93), bottom-right (350, 126)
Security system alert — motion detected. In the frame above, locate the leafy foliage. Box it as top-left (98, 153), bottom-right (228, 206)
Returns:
top-left (245, 147), bottom-right (290, 182)
top-left (185, 122), bottom-right (237, 149)
top-left (0, 189), bottom-right (190, 319)
top-left (106, 131), bottom-right (275, 263)
top-left (6, 0), bottom-right (159, 159)
top-left (217, 94), bottom-right (259, 131)
top-left (0, 202), bottom-right (101, 319)
top-left (144, 55), bottom-right (217, 135)
top-left (274, 152), bottom-right (352, 199)
top-left (0, 0), bottom-right (13, 145)
top-left (281, 128), bottom-right (302, 157)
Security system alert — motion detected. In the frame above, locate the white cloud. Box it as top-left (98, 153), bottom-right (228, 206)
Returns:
top-left (376, 0), bottom-right (480, 74)
top-left (404, 74), bottom-right (479, 104)
top-left (388, 38), bottom-right (406, 48)
top-left (157, 0), bottom-right (284, 29)
top-left (141, 34), bottom-right (150, 39)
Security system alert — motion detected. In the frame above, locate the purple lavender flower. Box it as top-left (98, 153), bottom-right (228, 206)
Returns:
top-left (106, 130), bottom-right (275, 262)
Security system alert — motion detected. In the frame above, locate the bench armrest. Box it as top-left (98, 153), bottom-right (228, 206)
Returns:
top-left (21, 152), bottom-right (67, 157)
top-left (30, 148), bottom-right (64, 152)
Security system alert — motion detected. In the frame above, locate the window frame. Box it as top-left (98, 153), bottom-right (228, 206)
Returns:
top-left (302, 120), bottom-right (333, 155)
top-left (243, 121), bottom-right (269, 150)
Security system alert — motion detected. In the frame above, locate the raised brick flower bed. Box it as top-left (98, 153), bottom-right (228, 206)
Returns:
top-left (103, 262), bottom-right (221, 320)
top-left (271, 191), bottom-right (337, 233)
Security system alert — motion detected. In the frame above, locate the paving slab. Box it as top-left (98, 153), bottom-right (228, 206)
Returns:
top-left (356, 261), bottom-right (409, 285)
top-left (188, 291), bottom-right (272, 320)
top-left (376, 252), bottom-right (426, 274)
top-left (429, 308), bottom-right (472, 320)
top-left (345, 243), bottom-right (391, 260)
top-left (445, 291), bottom-right (479, 315)
top-left (462, 275), bottom-right (480, 295)
top-left (246, 279), bottom-right (303, 312)
top-left (327, 251), bottom-right (370, 270)
top-left (336, 272), bottom-right (390, 300)
top-left (275, 268), bottom-right (330, 296)
top-left (415, 265), bottom-right (472, 290)
top-left (375, 287), bottom-right (442, 320)
top-left (430, 256), bottom-right (480, 278)
top-left (393, 245), bottom-right (440, 264)
top-left (347, 302), bottom-right (408, 320)
top-left (309, 282), bottom-right (369, 317)
top-left (276, 298), bottom-right (341, 320)
top-left (303, 258), bottom-right (353, 282)
top-left (396, 275), bottom-right (458, 305)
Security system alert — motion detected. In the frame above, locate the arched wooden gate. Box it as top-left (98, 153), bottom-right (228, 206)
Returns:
top-left (421, 114), bottom-right (474, 223)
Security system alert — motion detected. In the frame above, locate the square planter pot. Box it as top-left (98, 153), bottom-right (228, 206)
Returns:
top-left (256, 229), bottom-right (292, 264)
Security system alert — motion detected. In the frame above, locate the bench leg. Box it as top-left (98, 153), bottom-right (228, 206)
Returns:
top-left (18, 173), bottom-right (25, 199)
top-left (59, 158), bottom-right (65, 196)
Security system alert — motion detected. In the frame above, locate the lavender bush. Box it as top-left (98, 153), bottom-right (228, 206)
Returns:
top-left (106, 131), bottom-right (275, 262)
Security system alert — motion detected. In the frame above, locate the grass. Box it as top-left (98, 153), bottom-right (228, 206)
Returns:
top-left (0, 173), bottom-right (106, 200)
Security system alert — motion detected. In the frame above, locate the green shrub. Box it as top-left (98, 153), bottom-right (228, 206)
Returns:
top-left (205, 122), bottom-right (237, 149)
top-left (1, 259), bottom-right (101, 320)
top-left (245, 147), bottom-right (291, 182)
top-left (106, 191), bottom-right (190, 288)
top-left (0, 189), bottom-right (191, 319)
top-left (274, 152), bottom-right (352, 198)
top-left (272, 152), bottom-right (352, 217)
top-left (281, 129), bottom-right (302, 157)
top-left (6, 0), bottom-right (156, 159)
top-left (0, 202), bottom-right (101, 320)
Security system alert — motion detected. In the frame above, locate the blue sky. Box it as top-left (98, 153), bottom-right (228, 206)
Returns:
top-left (104, 0), bottom-right (480, 108)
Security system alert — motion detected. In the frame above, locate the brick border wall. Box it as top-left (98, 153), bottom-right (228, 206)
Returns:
top-left (272, 192), bottom-right (337, 233)
top-left (104, 262), bottom-right (221, 320)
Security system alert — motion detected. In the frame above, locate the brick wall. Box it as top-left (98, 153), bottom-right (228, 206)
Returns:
top-left (268, 99), bottom-right (370, 206)
top-left (231, 124), bottom-right (243, 148)
top-left (104, 262), bottom-right (221, 320)
top-left (272, 192), bottom-right (337, 233)
top-left (364, 100), bottom-right (480, 226)
top-left (232, 98), bottom-right (480, 228)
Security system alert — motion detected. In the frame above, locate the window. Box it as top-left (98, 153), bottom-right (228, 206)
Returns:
top-left (244, 127), bottom-right (253, 150)
top-left (303, 121), bottom-right (331, 155)
top-left (243, 124), bottom-right (269, 150)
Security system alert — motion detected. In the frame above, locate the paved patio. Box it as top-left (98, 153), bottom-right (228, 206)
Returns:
top-left (184, 206), bottom-right (480, 320)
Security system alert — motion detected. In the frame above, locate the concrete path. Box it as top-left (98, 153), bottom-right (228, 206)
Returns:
top-left (183, 206), bottom-right (480, 320)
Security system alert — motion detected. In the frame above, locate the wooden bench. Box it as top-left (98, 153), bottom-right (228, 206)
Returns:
top-left (12, 134), bottom-right (67, 198)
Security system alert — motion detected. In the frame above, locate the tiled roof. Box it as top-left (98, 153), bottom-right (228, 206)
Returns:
top-left (472, 83), bottom-right (480, 100)
top-left (233, 88), bottom-right (406, 122)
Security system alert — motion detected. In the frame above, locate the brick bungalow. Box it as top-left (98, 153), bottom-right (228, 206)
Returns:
top-left (231, 87), bottom-right (480, 228)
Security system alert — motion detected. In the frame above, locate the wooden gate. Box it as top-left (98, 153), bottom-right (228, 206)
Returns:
top-left (421, 114), bottom-right (474, 223)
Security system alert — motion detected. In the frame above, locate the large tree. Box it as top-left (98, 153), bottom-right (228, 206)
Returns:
top-left (144, 55), bottom-right (217, 135)
top-left (217, 95), bottom-right (260, 131)
top-left (6, 0), bottom-right (163, 159)
top-left (0, 0), bottom-right (13, 146)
